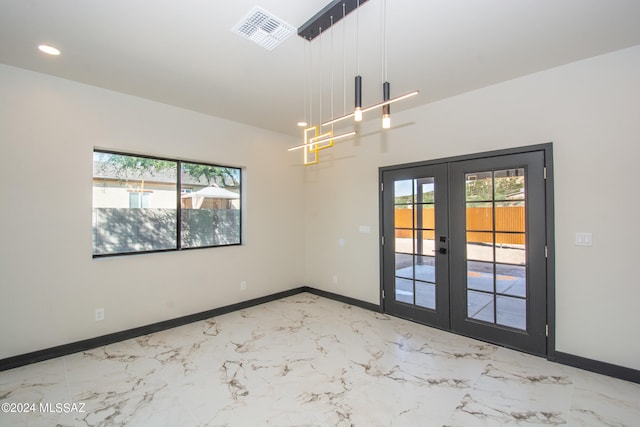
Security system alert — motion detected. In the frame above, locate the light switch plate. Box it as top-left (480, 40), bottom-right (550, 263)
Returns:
top-left (359, 225), bottom-right (371, 234)
top-left (575, 232), bottom-right (592, 246)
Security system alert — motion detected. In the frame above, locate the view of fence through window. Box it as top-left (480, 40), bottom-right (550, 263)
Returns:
top-left (92, 151), bottom-right (241, 256)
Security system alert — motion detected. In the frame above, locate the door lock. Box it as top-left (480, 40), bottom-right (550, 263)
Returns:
top-left (439, 236), bottom-right (448, 254)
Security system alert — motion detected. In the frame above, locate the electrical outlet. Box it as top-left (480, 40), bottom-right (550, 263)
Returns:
top-left (240, 281), bottom-right (247, 291)
top-left (95, 308), bottom-right (104, 321)
top-left (332, 275), bottom-right (338, 285)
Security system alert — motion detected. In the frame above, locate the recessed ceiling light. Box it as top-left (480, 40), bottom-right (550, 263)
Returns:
top-left (38, 44), bottom-right (61, 56)
top-left (297, 121), bottom-right (308, 127)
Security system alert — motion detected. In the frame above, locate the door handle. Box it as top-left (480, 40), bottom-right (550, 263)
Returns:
top-left (439, 247), bottom-right (447, 255)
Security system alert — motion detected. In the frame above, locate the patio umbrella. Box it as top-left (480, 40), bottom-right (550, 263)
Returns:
top-left (182, 185), bottom-right (239, 208)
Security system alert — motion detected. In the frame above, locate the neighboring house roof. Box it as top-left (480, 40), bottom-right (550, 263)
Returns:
top-left (93, 161), bottom-right (238, 187)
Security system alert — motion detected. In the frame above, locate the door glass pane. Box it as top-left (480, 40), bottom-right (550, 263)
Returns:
top-left (494, 169), bottom-right (525, 201)
top-left (395, 205), bottom-right (413, 229)
top-left (466, 171), bottom-right (493, 201)
top-left (496, 264), bottom-right (526, 297)
top-left (467, 261), bottom-right (494, 292)
top-left (466, 203), bottom-right (492, 231)
top-left (467, 290), bottom-right (494, 323)
top-left (395, 278), bottom-right (414, 304)
top-left (466, 232), bottom-right (493, 262)
top-left (496, 296), bottom-right (526, 330)
top-left (416, 281), bottom-right (435, 309)
top-left (394, 229), bottom-right (413, 253)
top-left (495, 201), bottom-right (525, 232)
top-left (394, 180), bottom-right (414, 205)
top-left (495, 234), bottom-right (526, 265)
top-left (415, 230), bottom-right (435, 256)
top-left (415, 256), bottom-right (435, 282)
top-left (417, 205), bottom-right (435, 229)
top-left (395, 253), bottom-right (414, 279)
top-left (417, 178), bottom-right (435, 203)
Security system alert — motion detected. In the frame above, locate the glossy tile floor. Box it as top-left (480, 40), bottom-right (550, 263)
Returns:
top-left (1, 293), bottom-right (639, 426)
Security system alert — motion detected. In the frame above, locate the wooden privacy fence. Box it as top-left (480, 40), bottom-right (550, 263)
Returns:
top-left (395, 206), bottom-right (525, 245)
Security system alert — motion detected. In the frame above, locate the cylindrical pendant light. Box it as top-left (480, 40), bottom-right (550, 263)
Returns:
top-left (354, 75), bottom-right (363, 121)
top-left (353, 0), bottom-right (363, 122)
top-left (380, 0), bottom-right (390, 129)
top-left (382, 81), bottom-right (391, 129)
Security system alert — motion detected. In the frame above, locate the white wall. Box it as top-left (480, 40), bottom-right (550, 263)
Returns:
top-left (0, 64), bottom-right (306, 359)
top-left (2, 46), bottom-right (639, 372)
top-left (303, 46), bottom-right (640, 371)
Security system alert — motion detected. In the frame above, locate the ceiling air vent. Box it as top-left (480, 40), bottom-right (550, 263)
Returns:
top-left (231, 6), bottom-right (294, 51)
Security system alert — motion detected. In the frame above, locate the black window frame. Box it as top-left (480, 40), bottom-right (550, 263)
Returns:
top-left (92, 149), bottom-right (242, 258)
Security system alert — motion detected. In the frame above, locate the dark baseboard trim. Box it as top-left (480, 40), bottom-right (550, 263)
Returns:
top-left (303, 287), bottom-right (382, 313)
top-left (553, 351), bottom-right (640, 384)
top-left (0, 287), bottom-right (307, 372)
top-left (4, 287), bottom-right (637, 386)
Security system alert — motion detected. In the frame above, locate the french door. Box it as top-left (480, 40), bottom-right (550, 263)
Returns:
top-left (381, 149), bottom-right (548, 356)
top-left (381, 163), bottom-right (450, 330)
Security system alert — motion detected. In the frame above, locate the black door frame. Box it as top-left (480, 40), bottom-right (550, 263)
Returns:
top-left (379, 143), bottom-right (556, 359)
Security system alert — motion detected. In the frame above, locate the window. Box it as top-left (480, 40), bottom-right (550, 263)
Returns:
top-left (128, 192), bottom-right (151, 208)
top-left (92, 150), bottom-right (241, 257)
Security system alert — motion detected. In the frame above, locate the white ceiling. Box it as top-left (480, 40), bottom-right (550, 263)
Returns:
top-left (1, 0), bottom-right (639, 137)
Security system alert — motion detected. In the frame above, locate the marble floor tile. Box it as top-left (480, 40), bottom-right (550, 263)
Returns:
top-left (0, 358), bottom-right (75, 427)
top-left (1, 292), bottom-right (639, 426)
top-left (64, 339), bottom-right (194, 426)
top-left (444, 350), bottom-right (575, 426)
top-left (567, 369), bottom-right (640, 426)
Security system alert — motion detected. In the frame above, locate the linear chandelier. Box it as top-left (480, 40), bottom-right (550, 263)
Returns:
top-left (321, 90), bottom-right (419, 127)
top-left (288, 130), bottom-right (357, 152)
top-left (290, 0), bottom-right (418, 165)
